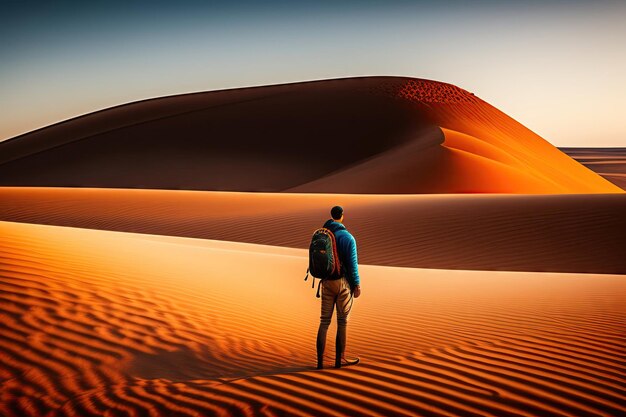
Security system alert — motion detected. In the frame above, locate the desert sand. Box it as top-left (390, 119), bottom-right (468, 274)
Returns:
top-left (0, 77), bottom-right (621, 193)
top-left (1, 76), bottom-right (624, 416)
top-left (561, 147), bottom-right (626, 191)
top-left (1, 187), bottom-right (625, 274)
top-left (1, 220), bottom-right (624, 417)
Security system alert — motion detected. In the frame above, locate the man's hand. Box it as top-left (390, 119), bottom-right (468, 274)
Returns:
top-left (353, 285), bottom-right (361, 298)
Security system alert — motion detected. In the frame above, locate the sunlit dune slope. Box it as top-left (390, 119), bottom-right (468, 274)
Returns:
top-left (1, 187), bottom-right (625, 274)
top-left (561, 147), bottom-right (626, 190)
top-left (1, 221), bottom-right (624, 417)
top-left (0, 77), bottom-right (620, 193)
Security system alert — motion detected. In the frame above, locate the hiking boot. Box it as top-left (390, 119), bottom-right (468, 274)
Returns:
top-left (335, 357), bottom-right (360, 369)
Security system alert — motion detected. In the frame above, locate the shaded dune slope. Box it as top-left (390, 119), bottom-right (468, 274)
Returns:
top-left (1, 221), bottom-right (625, 417)
top-left (1, 187), bottom-right (625, 274)
top-left (561, 147), bottom-right (626, 191)
top-left (0, 77), bottom-right (620, 193)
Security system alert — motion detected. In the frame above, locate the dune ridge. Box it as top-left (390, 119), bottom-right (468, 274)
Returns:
top-left (1, 187), bottom-right (625, 274)
top-left (0, 77), bottom-right (620, 193)
top-left (1, 220), bottom-right (625, 416)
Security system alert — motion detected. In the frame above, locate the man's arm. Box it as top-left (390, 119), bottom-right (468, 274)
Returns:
top-left (346, 234), bottom-right (361, 294)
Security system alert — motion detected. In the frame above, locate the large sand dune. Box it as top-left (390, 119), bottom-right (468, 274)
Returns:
top-left (1, 187), bottom-right (624, 274)
top-left (1, 221), bottom-right (624, 416)
top-left (0, 77), bottom-right (620, 193)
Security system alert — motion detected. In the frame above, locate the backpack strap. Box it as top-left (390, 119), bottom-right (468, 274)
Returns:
top-left (306, 267), bottom-right (323, 298)
top-left (327, 229), bottom-right (342, 278)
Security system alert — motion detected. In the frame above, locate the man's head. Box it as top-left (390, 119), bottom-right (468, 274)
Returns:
top-left (331, 205), bottom-right (344, 223)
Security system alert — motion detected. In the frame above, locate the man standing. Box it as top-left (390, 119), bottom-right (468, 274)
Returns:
top-left (316, 205), bottom-right (361, 369)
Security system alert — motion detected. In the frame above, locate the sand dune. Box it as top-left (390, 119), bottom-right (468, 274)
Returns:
top-left (1, 220), bottom-right (624, 416)
top-left (561, 147), bottom-right (626, 191)
top-left (0, 77), bottom-right (620, 193)
top-left (1, 187), bottom-right (625, 274)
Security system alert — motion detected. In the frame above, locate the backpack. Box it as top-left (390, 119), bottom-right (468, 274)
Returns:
top-left (305, 228), bottom-right (342, 298)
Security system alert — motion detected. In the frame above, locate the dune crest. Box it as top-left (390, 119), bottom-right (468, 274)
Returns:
top-left (0, 77), bottom-right (620, 193)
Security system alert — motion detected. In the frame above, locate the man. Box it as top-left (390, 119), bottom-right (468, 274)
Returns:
top-left (316, 205), bottom-right (361, 369)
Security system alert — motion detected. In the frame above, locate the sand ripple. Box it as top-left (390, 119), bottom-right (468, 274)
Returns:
top-left (1, 221), bottom-right (625, 416)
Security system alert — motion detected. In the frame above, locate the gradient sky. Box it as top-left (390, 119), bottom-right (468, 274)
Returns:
top-left (2, 0), bottom-right (625, 146)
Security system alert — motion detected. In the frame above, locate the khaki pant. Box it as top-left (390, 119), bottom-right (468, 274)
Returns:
top-left (316, 277), bottom-right (354, 367)
top-left (320, 277), bottom-right (353, 326)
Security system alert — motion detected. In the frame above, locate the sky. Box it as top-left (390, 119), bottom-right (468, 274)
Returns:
top-left (2, 0), bottom-right (625, 147)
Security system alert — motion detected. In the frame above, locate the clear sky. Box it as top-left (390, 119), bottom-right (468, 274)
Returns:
top-left (2, 0), bottom-right (625, 146)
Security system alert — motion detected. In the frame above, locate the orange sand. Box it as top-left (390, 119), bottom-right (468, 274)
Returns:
top-left (561, 147), bottom-right (626, 191)
top-left (1, 220), bottom-right (624, 416)
top-left (1, 187), bottom-right (625, 274)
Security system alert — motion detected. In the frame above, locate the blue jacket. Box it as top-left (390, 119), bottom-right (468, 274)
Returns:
top-left (323, 219), bottom-right (361, 288)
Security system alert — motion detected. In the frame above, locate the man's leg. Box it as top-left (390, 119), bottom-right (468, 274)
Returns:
top-left (335, 278), bottom-right (357, 368)
top-left (316, 280), bottom-right (336, 369)
top-left (335, 319), bottom-right (347, 368)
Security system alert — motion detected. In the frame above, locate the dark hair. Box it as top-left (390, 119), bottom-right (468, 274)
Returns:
top-left (331, 205), bottom-right (343, 220)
